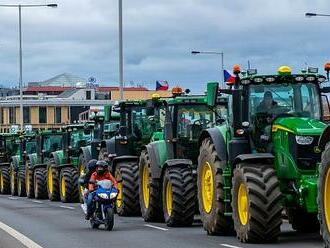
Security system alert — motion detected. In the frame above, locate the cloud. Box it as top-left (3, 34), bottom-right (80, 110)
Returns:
top-left (0, 0), bottom-right (329, 92)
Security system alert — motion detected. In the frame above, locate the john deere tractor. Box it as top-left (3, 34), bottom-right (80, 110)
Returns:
top-left (25, 130), bottom-right (63, 199)
top-left (197, 66), bottom-right (329, 243)
top-left (0, 133), bottom-right (21, 194)
top-left (47, 123), bottom-right (93, 202)
top-left (98, 97), bottom-right (164, 216)
top-left (139, 89), bottom-right (229, 227)
top-left (10, 131), bottom-right (36, 197)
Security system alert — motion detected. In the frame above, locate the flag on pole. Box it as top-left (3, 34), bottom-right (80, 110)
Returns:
top-left (223, 70), bottom-right (235, 84)
top-left (156, 80), bottom-right (169, 91)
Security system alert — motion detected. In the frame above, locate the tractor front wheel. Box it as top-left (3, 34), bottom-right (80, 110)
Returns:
top-left (115, 161), bottom-right (140, 216)
top-left (59, 167), bottom-right (79, 203)
top-left (10, 164), bottom-right (17, 196)
top-left (0, 167), bottom-right (10, 194)
top-left (17, 170), bottom-right (26, 197)
top-left (232, 164), bottom-right (282, 243)
top-left (47, 163), bottom-right (60, 201)
top-left (139, 150), bottom-right (163, 222)
top-left (25, 164), bottom-right (34, 198)
top-left (78, 154), bottom-right (87, 203)
top-left (318, 142), bottom-right (330, 246)
top-left (162, 166), bottom-right (195, 227)
top-left (34, 168), bottom-right (47, 199)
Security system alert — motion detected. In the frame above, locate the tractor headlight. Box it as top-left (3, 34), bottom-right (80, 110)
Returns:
top-left (110, 192), bottom-right (118, 199)
top-left (98, 193), bottom-right (109, 199)
top-left (295, 135), bottom-right (314, 145)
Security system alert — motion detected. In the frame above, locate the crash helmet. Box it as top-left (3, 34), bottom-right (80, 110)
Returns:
top-left (96, 160), bottom-right (108, 175)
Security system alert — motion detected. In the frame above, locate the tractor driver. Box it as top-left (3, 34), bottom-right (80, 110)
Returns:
top-left (256, 91), bottom-right (278, 114)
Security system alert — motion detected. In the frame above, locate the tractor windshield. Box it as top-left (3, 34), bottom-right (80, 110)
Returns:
top-left (43, 135), bottom-right (62, 152)
top-left (130, 107), bottom-right (156, 140)
top-left (5, 138), bottom-right (19, 156)
top-left (249, 82), bottom-right (321, 120)
top-left (26, 141), bottom-right (36, 154)
top-left (70, 130), bottom-right (93, 149)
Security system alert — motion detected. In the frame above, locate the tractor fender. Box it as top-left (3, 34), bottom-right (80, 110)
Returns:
top-left (318, 125), bottom-right (330, 150)
top-left (33, 164), bottom-right (47, 170)
top-left (80, 146), bottom-right (92, 163)
top-left (145, 143), bottom-right (163, 179)
top-left (164, 159), bottom-right (192, 169)
top-left (50, 151), bottom-right (61, 167)
top-left (110, 155), bottom-right (138, 174)
top-left (102, 138), bottom-right (116, 155)
top-left (233, 153), bottom-right (274, 166)
top-left (199, 128), bottom-right (227, 162)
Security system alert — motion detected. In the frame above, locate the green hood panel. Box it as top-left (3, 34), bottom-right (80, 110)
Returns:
top-left (273, 117), bottom-right (326, 135)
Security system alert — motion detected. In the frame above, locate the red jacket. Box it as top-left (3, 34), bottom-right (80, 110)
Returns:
top-left (88, 171), bottom-right (118, 192)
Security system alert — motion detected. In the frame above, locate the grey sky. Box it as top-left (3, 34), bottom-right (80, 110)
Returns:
top-left (0, 0), bottom-right (329, 92)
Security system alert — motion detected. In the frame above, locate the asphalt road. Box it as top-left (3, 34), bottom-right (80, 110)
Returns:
top-left (0, 195), bottom-right (323, 248)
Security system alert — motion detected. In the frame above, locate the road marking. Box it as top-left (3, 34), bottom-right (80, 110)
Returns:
top-left (144, 224), bottom-right (168, 231)
top-left (0, 220), bottom-right (43, 248)
top-left (8, 197), bottom-right (18, 200)
top-left (31, 200), bottom-right (43, 204)
top-left (220, 244), bottom-right (243, 248)
top-left (59, 205), bottom-right (75, 210)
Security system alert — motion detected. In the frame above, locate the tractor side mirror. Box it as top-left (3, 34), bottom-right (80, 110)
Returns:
top-left (321, 87), bottom-right (330, 93)
top-left (207, 82), bottom-right (219, 107)
top-left (216, 118), bottom-right (226, 125)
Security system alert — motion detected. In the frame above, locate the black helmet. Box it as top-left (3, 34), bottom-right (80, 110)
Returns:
top-left (96, 160), bottom-right (108, 175)
top-left (87, 159), bottom-right (98, 171)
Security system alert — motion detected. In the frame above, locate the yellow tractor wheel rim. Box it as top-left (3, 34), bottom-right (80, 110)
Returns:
top-left (165, 180), bottom-right (173, 216)
top-left (324, 167), bottom-right (330, 233)
top-left (48, 168), bottom-right (53, 194)
top-left (0, 172), bottom-right (3, 192)
top-left (201, 162), bottom-right (214, 214)
top-left (11, 169), bottom-right (15, 191)
top-left (61, 176), bottom-right (66, 199)
top-left (142, 165), bottom-right (150, 208)
top-left (115, 171), bottom-right (123, 209)
top-left (79, 165), bottom-right (85, 197)
top-left (26, 172), bottom-right (30, 193)
top-left (238, 183), bottom-right (249, 225)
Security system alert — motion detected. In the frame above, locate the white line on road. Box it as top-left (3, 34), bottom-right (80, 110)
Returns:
top-left (144, 224), bottom-right (168, 231)
top-left (59, 205), bottom-right (75, 210)
top-left (31, 200), bottom-right (43, 204)
top-left (8, 197), bottom-right (18, 200)
top-left (220, 244), bottom-right (243, 248)
top-left (0, 220), bottom-right (43, 248)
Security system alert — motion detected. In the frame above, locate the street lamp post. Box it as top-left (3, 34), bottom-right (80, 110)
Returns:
top-left (305, 12), bottom-right (330, 18)
top-left (0, 3), bottom-right (57, 130)
top-left (118, 0), bottom-right (124, 100)
top-left (191, 50), bottom-right (225, 88)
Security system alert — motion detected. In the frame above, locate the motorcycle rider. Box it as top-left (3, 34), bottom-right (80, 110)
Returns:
top-left (85, 160), bottom-right (118, 220)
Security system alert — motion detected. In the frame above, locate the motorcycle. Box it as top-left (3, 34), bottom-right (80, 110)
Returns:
top-left (87, 179), bottom-right (118, 231)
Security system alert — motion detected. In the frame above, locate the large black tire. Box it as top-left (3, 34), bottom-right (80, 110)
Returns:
top-left (318, 142), bottom-right (330, 247)
top-left (47, 162), bottom-right (60, 201)
top-left (115, 161), bottom-right (140, 216)
top-left (59, 167), bottom-right (79, 203)
top-left (78, 154), bottom-right (87, 203)
top-left (34, 168), bottom-right (47, 199)
top-left (139, 150), bottom-right (163, 222)
top-left (287, 208), bottom-right (319, 233)
top-left (0, 167), bottom-right (10, 194)
top-left (17, 170), bottom-right (26, 197)
top-left (232, 164), bottom-right (282, 243)
top-left (10, 164), bottom-right (17, 196)
top-left (197, 138), bottom-right (233, 234)
top-left (105, 208), bottom-right (115, 231)
top-left (25, 163), bottom-right (34, 198)
top-left (162, 166), bottom-right (195, 227)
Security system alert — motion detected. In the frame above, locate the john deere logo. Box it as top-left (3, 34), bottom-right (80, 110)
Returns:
top-left (314, 146), bottom-right (321, 153)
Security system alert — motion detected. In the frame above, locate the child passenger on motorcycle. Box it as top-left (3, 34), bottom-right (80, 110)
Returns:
top-left (85, 160), bottom-right (118, 220)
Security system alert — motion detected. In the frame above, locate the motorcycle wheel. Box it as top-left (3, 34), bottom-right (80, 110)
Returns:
top-left (90, 218), bottom-right (99, 229)
top-left (105, 208), bottom-right (115, 231)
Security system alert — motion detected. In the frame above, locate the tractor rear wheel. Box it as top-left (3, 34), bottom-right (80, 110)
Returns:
top-left (0, 167), bottom-right (10, 194)
top-left (139, 150), bottom-right (163, 222)
top-left (287, 208), bottom-right (319, 233)
top-left (232, 163), bottom-right (282, 243)
top-left (34, 168), bottom-right (47, 199)
top-left (197, 138), bottom-right (233, 235)
top-left (318, 142), bottom-right (330, 246)
top-left (115, 161), bottom-right (140, 216)
top-left (59, 167), bottom-right (79, 203)
top-left (10, 164), bottom-right (17, 196)
top-left (17, 170), bottom-right (26, 197)
top-left (162, 166), bottom-right (195, 227)
top-left (47, 162), bottom-right (60, 201)
top-left (25, 164), bottom-right (34, 198)
top-left (78, 154), bottom-right (87, 203)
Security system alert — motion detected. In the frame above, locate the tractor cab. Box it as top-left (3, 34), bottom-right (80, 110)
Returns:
top-left (36, 130), bottom-right (63, 163)
top-left (0, 133), bottom-right (20, 163)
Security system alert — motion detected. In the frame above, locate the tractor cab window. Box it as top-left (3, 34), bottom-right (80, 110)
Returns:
top-left (5, 138), bottom-right (19, 156)
top-left (43, 135), bottom-right (62, 152)
top-left (131, 107), bottom-right (155, 140)
top-left (177, 105), bottom-right (214, 140)
top-left (26, 141), bottom-right (36, 154)
top-left (70, 130), bottom-right (93, 149)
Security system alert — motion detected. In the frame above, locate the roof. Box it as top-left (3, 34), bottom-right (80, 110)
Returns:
top-left (25, 86), bottom-right (73, 92)
top-left (57, 89), bottom-right (80, 98)
top-left (31, 73), bottom-right (87, 87)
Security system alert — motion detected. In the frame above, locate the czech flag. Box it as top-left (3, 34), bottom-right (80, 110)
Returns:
top-left (224, 70), bottom-right (235, 84)
top-left (156, 80), bottom-right (169, 91)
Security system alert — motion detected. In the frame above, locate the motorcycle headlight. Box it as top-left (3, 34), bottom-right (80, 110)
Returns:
top-left (295, 135), bottom-right (314, 145)
top-left (98, 193), bottom-right (109, 199)
top-left (110, 192), bottom-right (118, 199)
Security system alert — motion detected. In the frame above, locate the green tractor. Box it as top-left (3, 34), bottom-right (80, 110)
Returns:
top-left (47, 123), bottom-right (94, 202)
top-left (10, 131), bottom-right (37, 197)
top-left (0, 132), bottom-right (21, 194)
top-left (139, 89), bottom-right (228, 226)
top-left (25, 130), bottom-right (63, 199)
top-left (98, 97), bottom-right (164, 216)
top-left (197, 66), bottom-right (329, 243)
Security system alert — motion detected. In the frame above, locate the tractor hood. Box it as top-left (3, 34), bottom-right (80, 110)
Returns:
top-left (273, 117), bottom-right (326, 136)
